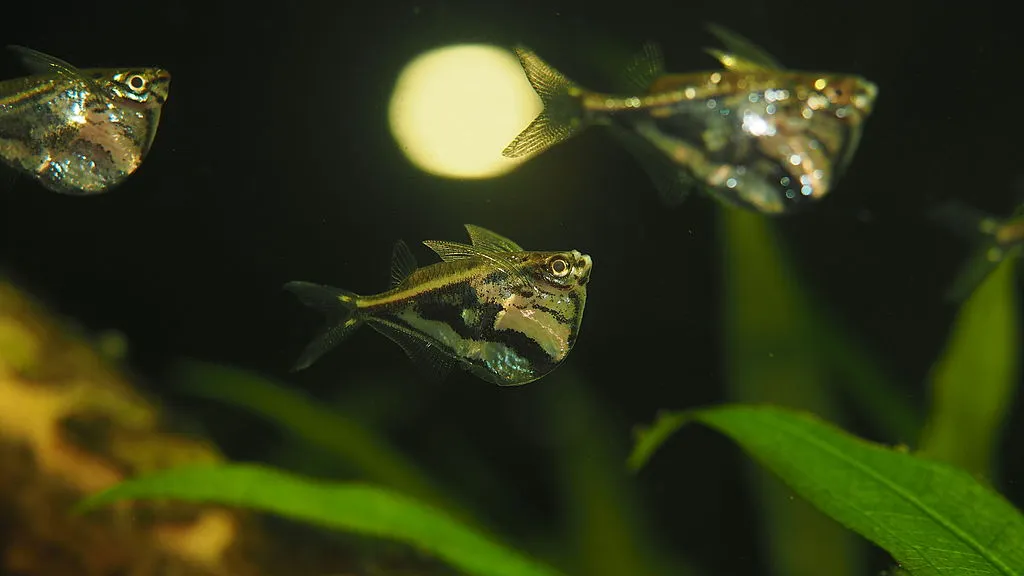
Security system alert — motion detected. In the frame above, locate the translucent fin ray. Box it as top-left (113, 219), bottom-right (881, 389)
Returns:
top-left (421, 240), bottom-right (479, 263)
top-left (283, 281), bottom-right (363, 371)
top-left (389, 240), bottom-right (418, 287)
top-left (368, 319), bottom-right (454, 383)
top-left (608, 124), bottom-right (693, 206)
top-left (464, 224), bottom-right (523, 253)
top-left (422, 239), bottom-right (533, 289)
top-left (703, 23), bottom-right (784, 71)
top-left (502, 46), bottom-right (586, 159)
top-left (502, 113), bottom-right (574, 159)
top-left (620, 42), bottom-right (666, 92)
top-left (7, 45), bottom-right (96, 87)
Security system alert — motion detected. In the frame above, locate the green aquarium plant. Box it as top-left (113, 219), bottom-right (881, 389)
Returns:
top-left (630, 405), bottom-right (1024, 576)
top-left (78, 464), bottom-right (565, 576)
top-left (75, 204), bottom-right (1023, 575)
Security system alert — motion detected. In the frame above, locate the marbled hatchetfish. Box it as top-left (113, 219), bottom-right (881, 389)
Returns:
top-left (503, 24), bottom-right (878, 215)
top-left (285, 224), bottom-right (592, 386)
top-left (0, 45), bottom-right (170, 195)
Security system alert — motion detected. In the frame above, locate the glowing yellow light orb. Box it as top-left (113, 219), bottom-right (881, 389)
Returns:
top-left (388, 44), bottom-right (542, 180)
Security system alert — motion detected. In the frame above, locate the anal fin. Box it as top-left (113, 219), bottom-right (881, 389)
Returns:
top-left (367, 319), bottom-right (454, 383)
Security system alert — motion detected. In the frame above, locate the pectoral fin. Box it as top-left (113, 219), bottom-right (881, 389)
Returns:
top-left (608, 124), bottom-right (693, 206)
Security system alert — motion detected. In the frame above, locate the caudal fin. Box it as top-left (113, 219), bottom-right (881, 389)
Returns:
top-left (283, 281), bottom-right (364, 371)
top-left (502, 46), bottom-right (588, 159)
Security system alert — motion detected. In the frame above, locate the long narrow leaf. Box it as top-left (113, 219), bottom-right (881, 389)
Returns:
top-left (78, 464), bottom-right (565, 576)
top-left (719, 208), bottom-right (861, 576)
top-left (543, 367), bottom-right (685, 576)
top-left (171, 359), bottom-right (454, 511)
top-left (920, 255), bottom-right (1021, 478)
top-left (630, 405), bottom-right (1024, 575)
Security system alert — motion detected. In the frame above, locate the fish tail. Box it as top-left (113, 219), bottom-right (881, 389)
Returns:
top-left (502, 46), bottom-right (588, 159)
top-left (283, 281), bottom-right (364, 371)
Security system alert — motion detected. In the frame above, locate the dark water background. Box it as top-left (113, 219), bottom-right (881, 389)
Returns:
top-left (1, 1), bottom-right (1020, 574)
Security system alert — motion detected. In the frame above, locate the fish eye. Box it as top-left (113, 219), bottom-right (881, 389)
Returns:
top-left (549, 257), bottom-right (571, 278)
top-left (127, 74), bottom-right (147, 92)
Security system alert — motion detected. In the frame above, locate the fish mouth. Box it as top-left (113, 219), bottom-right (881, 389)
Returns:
top-left (149, 70), bottom-right (172, 104)
top-left (854, 79), bottom-right (879, 114)
top-left (575, 253), bottom-right (592, 286)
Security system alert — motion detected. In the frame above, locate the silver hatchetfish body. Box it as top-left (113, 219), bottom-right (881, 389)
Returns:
top-left (285, 224), bottom-right (593, 386)
top-left (0, 46), bottom-right (171, 195)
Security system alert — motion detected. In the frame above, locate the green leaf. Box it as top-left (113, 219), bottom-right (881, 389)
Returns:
top-left (719, 208), bottom-right (863, 576)
top-left (542, 367), bottom-right (687, 576)
top-left (630, 405), bottom-right (1024, 575)
top-left (720, 208), bottom-right (919, 442)
top-left (920, 254), bottom-right (1021, 478)
top-left (77, 463), bottom-right (565, 576)
top-left (170, 359), bottom-right (456, 512)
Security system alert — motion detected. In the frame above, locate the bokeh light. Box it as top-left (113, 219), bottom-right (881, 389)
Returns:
top-left (388, 44), bottom-right (542, 180)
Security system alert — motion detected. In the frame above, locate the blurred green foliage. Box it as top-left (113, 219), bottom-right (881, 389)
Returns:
top-left (75, 203), bottom-right (1023, 575)
top-left (539, 368), bottom-right (686, 576)
top-left (719, 207), bottom-right (862, 576)
top-left (170, 359), bottom-right (462, 518)
top-left (920, 255), bottom-right (1021, 480)
top-left (77, 464), bottom-right (564, 576)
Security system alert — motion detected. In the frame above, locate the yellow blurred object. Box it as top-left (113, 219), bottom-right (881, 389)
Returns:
top-left (388, 44), bottom-right (542, 179)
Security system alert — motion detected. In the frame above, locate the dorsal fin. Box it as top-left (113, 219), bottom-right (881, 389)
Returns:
top-left (464, 224), bottom-right (523, 253)
top-left (7, 45), bottom-right (98, 88)
top-left (703, 23), bottom-right (784, 71)
top-left (619, 42), bottom-right (666, 92)
top-left (389, 240), bottom-right (418, 287)
top-left (421, 240), bottom-right (477, 263)
top-left (422, 237), bottom-right (533, 289)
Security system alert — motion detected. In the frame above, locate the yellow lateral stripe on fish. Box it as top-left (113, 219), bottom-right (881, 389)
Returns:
top-left (0, 45), bottom-right (171, 195)
top-left (0, 78), bottom-right (67, 107)
top-left (284, 225), bottom-right (593, 387)
top-left (502, 24), bottom-right (878, 215)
